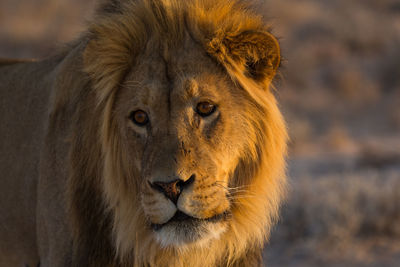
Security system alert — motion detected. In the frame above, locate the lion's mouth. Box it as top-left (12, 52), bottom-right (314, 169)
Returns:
top-left (151, 210), bottom-right (230, 231)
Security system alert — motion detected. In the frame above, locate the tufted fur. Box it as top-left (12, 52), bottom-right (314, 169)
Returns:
top-left (0, 0), bottom-right (287, 267)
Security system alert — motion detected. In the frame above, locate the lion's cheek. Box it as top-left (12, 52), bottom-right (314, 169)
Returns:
top-left (177, 190), bottom-right (230, 219)
top-left (141, 194), bottom-right (177, 224)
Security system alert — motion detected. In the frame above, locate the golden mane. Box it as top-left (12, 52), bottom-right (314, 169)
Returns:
top-left (84, 0), bottom-right (274, 106)
top-left (65, 0), bottom-right (288, 266)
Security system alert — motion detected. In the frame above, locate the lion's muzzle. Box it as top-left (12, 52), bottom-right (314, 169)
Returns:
top-left (143, 172), bottom-right (231, 246)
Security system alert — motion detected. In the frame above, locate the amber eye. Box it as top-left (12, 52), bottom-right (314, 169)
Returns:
top-left (196, 102), bottom-right (216, 117)
top-left (130, 110), bottom-right (149, 126)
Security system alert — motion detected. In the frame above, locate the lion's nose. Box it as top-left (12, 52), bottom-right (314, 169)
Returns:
top-left (150, 175), bottom-right (195, 204)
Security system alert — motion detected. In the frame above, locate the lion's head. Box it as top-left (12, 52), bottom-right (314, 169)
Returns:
top-left (70, 0), bottom-right (287, 265)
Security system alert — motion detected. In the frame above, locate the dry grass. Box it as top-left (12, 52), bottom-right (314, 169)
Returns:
top-left (1, 0), bottom-right (400, 266)
top-left (266, 165), bottom-right (400, 266)
top-left (263, 2), bottom-right (400, 264)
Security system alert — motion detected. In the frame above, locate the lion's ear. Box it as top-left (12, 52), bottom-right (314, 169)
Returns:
top-left (207, 31), bottom-right (280, 84)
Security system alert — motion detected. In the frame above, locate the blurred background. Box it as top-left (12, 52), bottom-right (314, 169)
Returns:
top-left (1, 0), bottom-right (399, 266)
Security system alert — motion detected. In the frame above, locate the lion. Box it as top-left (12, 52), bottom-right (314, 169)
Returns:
top-left (0, 0), bottom-right (287, 266)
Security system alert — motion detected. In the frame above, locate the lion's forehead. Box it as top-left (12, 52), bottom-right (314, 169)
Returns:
top-left (122, 40), bottom-right (231, 106)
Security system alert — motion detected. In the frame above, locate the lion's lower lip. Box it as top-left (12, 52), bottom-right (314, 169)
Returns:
top-left (151, 210), bottom-right (230, 231)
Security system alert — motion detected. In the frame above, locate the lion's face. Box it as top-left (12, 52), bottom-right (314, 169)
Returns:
top-left (112, 39), bottom-right (259, 247)
top-left (77, 0), bottom-right (286, 264)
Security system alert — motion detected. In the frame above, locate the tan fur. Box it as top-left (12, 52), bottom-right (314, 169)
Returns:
top-left (0, 0), bottom-right (287, 266)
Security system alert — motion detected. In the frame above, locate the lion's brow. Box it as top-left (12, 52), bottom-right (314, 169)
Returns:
top-left (183, 78), bottom-right (199, 99)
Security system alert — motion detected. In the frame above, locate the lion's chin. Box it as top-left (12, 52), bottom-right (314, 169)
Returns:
top-left (151, 211), bottom-right (228, 248)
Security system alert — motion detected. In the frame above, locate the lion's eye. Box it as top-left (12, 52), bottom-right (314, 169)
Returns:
top-left (130, 110), bottom-right (149, 126)
top-left (196, 102), bottom-right (216, 117)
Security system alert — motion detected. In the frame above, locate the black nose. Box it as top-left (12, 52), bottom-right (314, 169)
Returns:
top-left (150, 175), bottom-right (195, 204)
